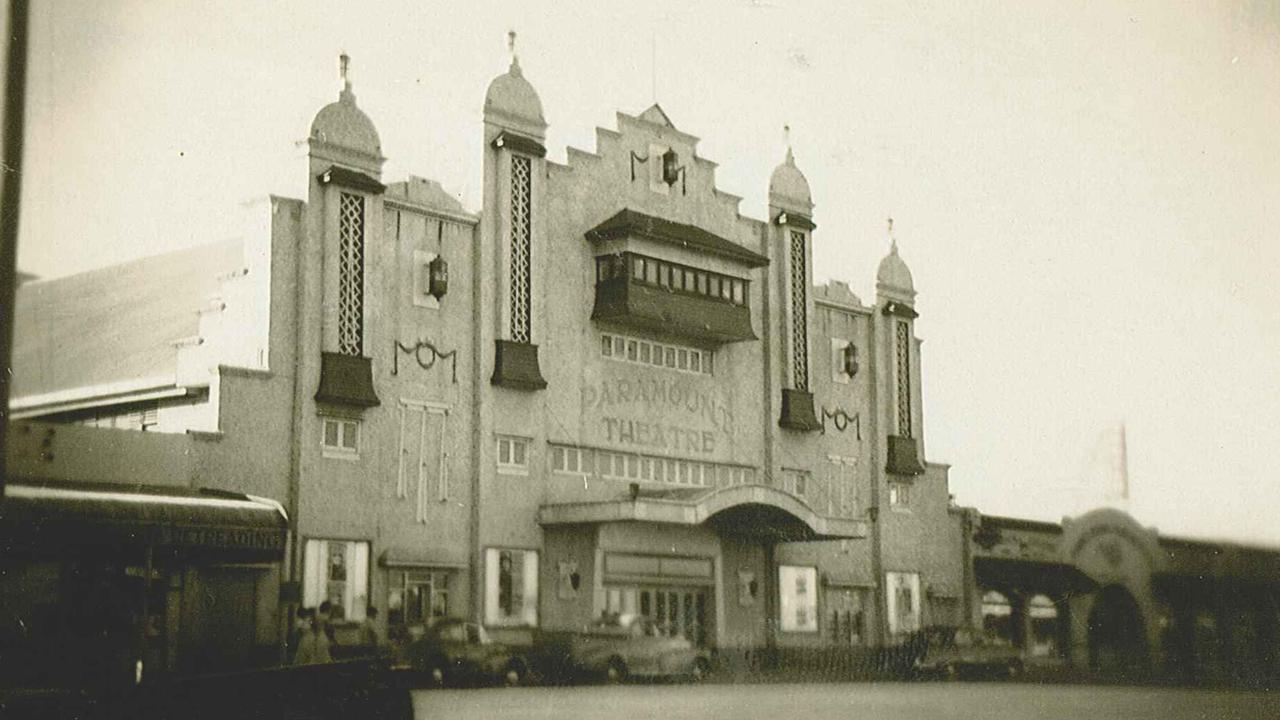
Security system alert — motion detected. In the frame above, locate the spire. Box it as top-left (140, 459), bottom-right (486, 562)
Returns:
top-left (888, 217), bottom-right (898, 253)
top-left (338, 52), bottom-right (355, 102)
top-left (784, 124), bottom-right (794, 165)
top-left (507, 30), bottom-right (522, 75)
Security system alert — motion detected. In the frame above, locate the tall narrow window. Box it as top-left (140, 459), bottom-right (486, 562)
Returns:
top-left (895, 320), bottom-right (912, 437)
top-left (789, 230), bottom-right (809, 390)
top-left (509, 155), bottom-right (533, 343)
top-left (338, 192), bottom-right (365, 356)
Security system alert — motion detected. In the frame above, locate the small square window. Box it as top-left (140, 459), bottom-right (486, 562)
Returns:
top-left (665, 348), bottom-right (677, 367)
top-left (690, 352), bottom-right (701, 373)
top-left (627, 340), bottom-right (639, 361)
top-left (602, 335), bottom-right (613, 357)
top-left (632, 257), bottom-right (645, 280)
top-left (645, 261), bottom-right (659, 284)
top-left (497, 435), bottom-right (530, 474)
top-left (639, 342), bottom-right (652, 364)
top-left (890, 482), bottom-right (911, 508)
top-left (322, 417), bottom-right (359, 457)
top-left (677, 349), bottom-right (688, 370)
top-left (614, 337), bottom-right (626, 355)
top-left (732, 281), bottom-right (745, 305)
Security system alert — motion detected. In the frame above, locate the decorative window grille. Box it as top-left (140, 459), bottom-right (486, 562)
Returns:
top-left (509, 155), bottom-right (533, 343)
top-left (896, 320), bottom-right (912, 437)
top-left (789, 230), bottom-right (809, 390)
top-left (337, 192), bottom-right (365, 356)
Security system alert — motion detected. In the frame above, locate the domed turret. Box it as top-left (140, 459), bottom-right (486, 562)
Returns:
top-left (308, 53), bottom-right (384, 173)
top-left (769, 146), bottom-right (813, 216)
top-left (484, 33), bottom-right (547, 140)
top-left (877, 219), bottom-right (916, 300)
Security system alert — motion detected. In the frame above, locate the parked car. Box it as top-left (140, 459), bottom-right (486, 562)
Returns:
top-left (568, 614), bottom-right (710, 683)
top-left (399, 618), bottom-right (528, 687)
top-left (915, 627), bottom-right (1024, 679)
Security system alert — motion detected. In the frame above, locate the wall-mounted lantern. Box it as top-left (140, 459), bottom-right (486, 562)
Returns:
top-left (428, 255), bottom-right (449, 300)
top-left (842, 343), bottom-right (859, 377)
top-left (661, 148), bottom-right (682, 185)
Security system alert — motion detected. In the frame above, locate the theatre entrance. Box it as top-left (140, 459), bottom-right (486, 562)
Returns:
top-left (602, 585), bottom-right (711, 647)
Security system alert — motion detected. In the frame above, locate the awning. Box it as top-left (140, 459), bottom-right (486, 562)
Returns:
top-left (1, 480), bottom-right (288, 560)
top-left (538, 484), bottom-right (867, 542)
top-left (974, 555), bottom-right (1096, 595)
top-left (586, 209), bottom-right (770, 268)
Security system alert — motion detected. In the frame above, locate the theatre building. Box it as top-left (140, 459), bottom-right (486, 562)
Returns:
top-left (5, 51), bottom-right (965, 666)
top-left (17, 51), bottom-right (1279, 686)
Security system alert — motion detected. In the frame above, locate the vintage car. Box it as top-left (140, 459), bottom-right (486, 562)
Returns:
top-left (399, 618), bottom-right (528, 687)
top-left (568, 614), bottom-right (710, 683)
top-left (914, 627), bottom-right (1024, 679)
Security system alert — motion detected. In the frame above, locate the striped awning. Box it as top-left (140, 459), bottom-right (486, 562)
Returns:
top-left (1, 480), bottom-right (288, 559)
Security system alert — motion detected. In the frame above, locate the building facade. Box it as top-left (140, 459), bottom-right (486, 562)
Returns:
top-left (6, 51), bottom-right (1278, 685)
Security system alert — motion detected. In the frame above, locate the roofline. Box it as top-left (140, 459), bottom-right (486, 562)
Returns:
top-left (9, 375), bottom-right (205, 418)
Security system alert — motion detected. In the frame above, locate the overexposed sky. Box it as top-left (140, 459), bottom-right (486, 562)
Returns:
top-left (17, 1), bottom-right (1280, 543)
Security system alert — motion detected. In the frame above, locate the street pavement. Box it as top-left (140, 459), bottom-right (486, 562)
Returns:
top-left (412, 681), bottom-right (1275, 720)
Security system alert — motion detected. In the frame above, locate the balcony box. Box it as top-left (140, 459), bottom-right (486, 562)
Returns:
top-left (885, 435), bottom-right (925, 476)
top-left (314, 352), bottom-right (380, 408)
top-left (491, 339), bottom-right (547, 391)
top-left (592, 275), bottom-right (756, 344)
top-left (778, 388), bottom-right (820, 432)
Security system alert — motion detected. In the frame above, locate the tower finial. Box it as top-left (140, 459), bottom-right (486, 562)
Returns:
top-left (338, 52), bottom-right (353, 101)
top-left (888, 217), bottom-right (898, 252)
top-left (507, 30), bottom-right (521, 73)
top-left (784, 124), bottom-right (794, 164)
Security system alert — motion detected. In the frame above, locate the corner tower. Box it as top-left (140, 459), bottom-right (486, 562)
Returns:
top-left (769, 140), bottom-right (820, 432)
top-left (306, 53), bottom-right (387, 410)
top-left (876, 220), bottom-right (925, 476)
top-left (482, 33), bottom-right (549, 390)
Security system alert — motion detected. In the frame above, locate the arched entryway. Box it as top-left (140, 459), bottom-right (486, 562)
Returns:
top-left (1088, 584), bottom-right (1147, 678)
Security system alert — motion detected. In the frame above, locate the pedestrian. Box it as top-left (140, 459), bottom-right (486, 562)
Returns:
top-left (317, 600), bottom-right (336, 643)
top-left (286, 606), bottom-right (308, 663)
top-left (292, 609), bottom-right (332, 665)
top-left (360, 606), bottom-right (382, 651)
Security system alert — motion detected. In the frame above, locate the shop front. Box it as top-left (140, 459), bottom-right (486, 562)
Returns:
top-left (0, 480), bottom-right (288, 691)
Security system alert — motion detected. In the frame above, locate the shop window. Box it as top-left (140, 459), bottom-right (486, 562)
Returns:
top-left (303, 539), bottom-right (370, 621)
top-left (1028, 594), bottom-right (1059, 657)
top-left (829, 588), bottom-right (867, 645)
top-left (496, 435), bottom-right (529, 474)
top-left (779, 565), bottom-right (818, 633)
top-left (322, 417), bottom-right (360, 458)
top-left (885, 571), bottom-right (921, 636)
top-left (889, 481), bottom-right (911, 509)
top-left (981, 589), bottom-right (1014, 643)
top-left (387, 571), bottom-right (451, 627)
top-left (485, 548), bottom-right (538, 626)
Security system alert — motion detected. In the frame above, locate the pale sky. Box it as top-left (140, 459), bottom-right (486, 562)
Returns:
top-left (16, 1), bottom-right (1280, 544)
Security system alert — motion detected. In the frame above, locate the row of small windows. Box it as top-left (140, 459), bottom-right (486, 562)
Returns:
top-left (600, 333), bottom-right (713, 375)
top-left (595, 253), bottom-right (748, 307)
top-left (550, 444), bottom-right (755, 487)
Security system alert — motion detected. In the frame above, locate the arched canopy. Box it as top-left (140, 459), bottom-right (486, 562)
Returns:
top-left (537, 484), bottom-right (865, 542)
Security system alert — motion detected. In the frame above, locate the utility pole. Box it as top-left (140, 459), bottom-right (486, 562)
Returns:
top-left (0, 0), bottom-right (31, 497)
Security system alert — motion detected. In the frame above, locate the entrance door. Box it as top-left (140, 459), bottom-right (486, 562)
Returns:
top-left (603, 586), bottom-right (711, 647)
top-left (1088, 584), bottom-right (1146, 678)
top-left (194, 568), bottom-right (260, 672)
